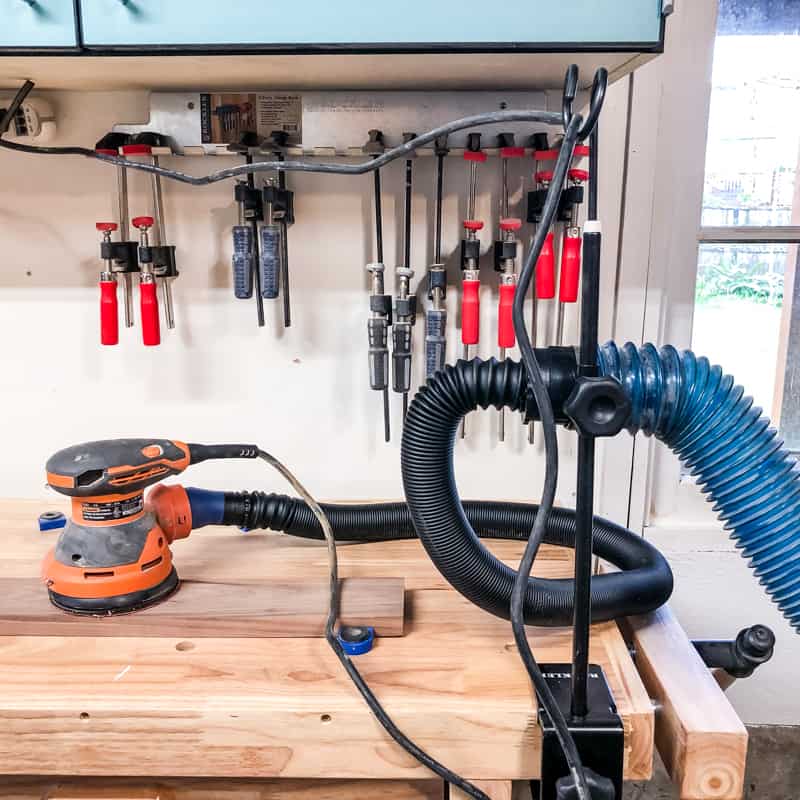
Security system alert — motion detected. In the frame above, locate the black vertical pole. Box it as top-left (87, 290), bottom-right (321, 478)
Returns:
top-left (570, 118), bottom-right (601, 720)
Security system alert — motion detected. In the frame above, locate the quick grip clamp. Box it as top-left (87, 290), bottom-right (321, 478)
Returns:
top-left (262, 184), bottom-right (295, 226)
top-left (427, 265), bottom-right (447, 302)
top-left (234, 182), bottom-right (264, 222)
top-left (99, 238), bottom-right (138, 275)
top-left (493, 220), bottom-right (520, 271)
top-left (138, 242), bottom-right (179, 279)
top-left (370, 291), bottom-right (393, 323)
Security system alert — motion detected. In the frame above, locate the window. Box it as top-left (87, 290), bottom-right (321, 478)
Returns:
top-left (692, 0), bottom-right (800, 450)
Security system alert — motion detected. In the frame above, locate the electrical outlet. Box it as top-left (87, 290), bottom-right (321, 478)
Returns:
top-left (0, 96), bottom-right (56, 143)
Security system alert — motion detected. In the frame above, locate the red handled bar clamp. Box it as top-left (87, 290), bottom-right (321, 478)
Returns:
top-left (132, 216), bottom-right (161, 347)
top-left (497, 218), bottom-right (520, 350)
top-left (536, 232), bottom-right (556, 301)
top-left (97, 222), bottom-right (119, 347)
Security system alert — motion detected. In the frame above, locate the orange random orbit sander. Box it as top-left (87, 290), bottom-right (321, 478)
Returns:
top-left (43, 439), bottom-right (258, 614)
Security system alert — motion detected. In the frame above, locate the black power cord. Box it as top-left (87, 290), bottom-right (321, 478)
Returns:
top-left (512, 116), bottom-right (591, 800)
top-left (0, 80), bottom-right (562, 186)
top-left (0, 79), bottom-right (33, 137)
top-left (256, 449), bottom-right (491, 800)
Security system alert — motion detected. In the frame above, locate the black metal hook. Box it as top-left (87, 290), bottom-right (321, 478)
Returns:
top-left (562, 65), bottom-right (609, 143)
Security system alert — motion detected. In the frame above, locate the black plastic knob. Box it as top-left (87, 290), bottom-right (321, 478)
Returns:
top-left (563, 376), bottom-right (631, 437)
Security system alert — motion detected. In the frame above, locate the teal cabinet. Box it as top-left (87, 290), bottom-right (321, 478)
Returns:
top-left (79, 0), bottom-right (664, 49)
top-left (0, 0), bottom-right (77, 48)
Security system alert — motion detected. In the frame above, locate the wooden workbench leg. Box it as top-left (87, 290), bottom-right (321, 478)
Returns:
top-left (622, 607), bottom-right (748, 800)
top-left (450, 780), bottom-right (512, 800)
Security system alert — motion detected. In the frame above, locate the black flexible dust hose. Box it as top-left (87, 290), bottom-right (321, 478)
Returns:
top-left (216, 482), bottom-right (672, 627)
top-left (399, 358), bottom-right (672, 624)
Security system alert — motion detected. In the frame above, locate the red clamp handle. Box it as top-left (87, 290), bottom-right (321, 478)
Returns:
top-left (96, 222), bottom-right (118, 232)
top-left (500, 146), bottom-right (525, 159)
top-left (121, 144), bottom-right (153, 156)
top-left (463, 220), bottom-right (484, 232)
top-left (132, 216), bottom-right (154, 230)
top-left (535, 232), bottom-right (556, 300)
top-left (140, 281), bottom-right (161, 346)
top-left (499, 218), bottom-right (522, 233)
top-left (99, 280), bottom-right (119, 346)
top-left (569, 168), bottom-right (589, 183)
top-left (560, 234), bottom-right (582, 303)
top-left (498, 283), bottom-right (516, 349)
top-left (95, 148), bottom-right (118, 156)
top-left (533, 149), bottom-right (560, 162)
top-left (463, 150), bottom-right (488, 163)
top-left (573, 144), bottom-right (590, 158)
top-left (461, 280), bottom-right (480, 347)
top-left (535, 170), bottom-right (554, 184)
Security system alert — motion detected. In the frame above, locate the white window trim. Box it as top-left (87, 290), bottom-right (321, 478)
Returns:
top-left (615, 2), bottom-right (800, 529)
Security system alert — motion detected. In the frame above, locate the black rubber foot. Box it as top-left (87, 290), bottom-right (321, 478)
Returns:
top-left (48, 567), bottom-right (180, 616)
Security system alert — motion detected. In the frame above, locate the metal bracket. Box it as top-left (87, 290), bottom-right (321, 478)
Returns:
top-left (537, 664), bottom-right (623, 800)
top-left (693, 625), bottom-right (775, 679)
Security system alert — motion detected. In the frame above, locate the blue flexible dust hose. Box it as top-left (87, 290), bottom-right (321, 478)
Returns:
top-left (599, 342), bottom-right (800, 632)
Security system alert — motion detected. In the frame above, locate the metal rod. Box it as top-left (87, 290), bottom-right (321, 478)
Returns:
top-left (528, 293), bottom-right (538, 443)
top-left (247, 153), bottom-right (265, 328)
top-left (161, 278), bottom-right (175, 329)
top-left (374, 167), bottom-right (384, 263)
top-left (460, 344), bottom-right (469, 438)
top-left (434, 152), bottom-right (445, 264)
top-left (554, 230), bottom-right (565, 345)
top-left (116, 166), bottom-right (129, 241)
top-left (468, 162), bottom-right (478, 220)
top-left (278, 157), bottom-right (291, 328)
top-left (404, 158), bottom-right (413, 269)
top-left (280, 221), bottom-right (291, 326)
top-left (501, 158), bottom-right (509, 219)
top-left (150, 155), bottom-right (166, 245)
top-left (570, 122), bottom-right (601, 720)
top-left (556, 296), bottom-right (566, 345)
top-left (373, 154), bottom-right (390, 443)
top-left (499, 347), bottom-right (506, 442)
top-left (399, 154), bottom-right (414, 419)
top-left (150, 153), bottom-right (176, 330)
top-left (122, 273), bottom-right (134, 328)
top-left (116, 163), bottom-right (134, 328)
top-left (383, 387), bottom-right (391, 443)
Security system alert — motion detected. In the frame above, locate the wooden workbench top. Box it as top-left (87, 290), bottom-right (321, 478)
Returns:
top-left (0, 498), bottom-right (654, 783)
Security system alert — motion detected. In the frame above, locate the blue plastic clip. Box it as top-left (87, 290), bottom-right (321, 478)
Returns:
top-left (38, 511), bottom-right (66, 532)
top-left (337, 625), bottom-right (375, 656)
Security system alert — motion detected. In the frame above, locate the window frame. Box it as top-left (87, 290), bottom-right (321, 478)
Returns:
top-left (620, 0), bottom-right (800, 528)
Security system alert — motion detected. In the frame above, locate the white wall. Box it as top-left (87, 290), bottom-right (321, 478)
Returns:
top-left (0, 89), bottom-right (627, 506)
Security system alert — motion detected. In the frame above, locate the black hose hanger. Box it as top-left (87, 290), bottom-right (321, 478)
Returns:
top-left (562, 65), bottom-right (609, 143)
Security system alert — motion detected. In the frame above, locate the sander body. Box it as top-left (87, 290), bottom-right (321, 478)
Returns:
top-left (42, 438), bottom-right (255, 614)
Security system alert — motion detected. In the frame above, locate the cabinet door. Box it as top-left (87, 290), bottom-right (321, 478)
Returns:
top-left (0, 0), bottom-right (77, 48)
top-left (80, 0), bottom-right (664, 49)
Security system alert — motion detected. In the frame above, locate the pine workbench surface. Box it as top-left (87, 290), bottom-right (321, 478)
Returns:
top-left (0, 499), bottom-right (654, 783)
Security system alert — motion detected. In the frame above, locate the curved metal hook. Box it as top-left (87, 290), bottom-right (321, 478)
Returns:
top-left (562, 64), bottom-right (579, 133)
top-left (580, 68), bottom-right (608, 141)
top-left (561, 66), bottom-right (609, 142)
